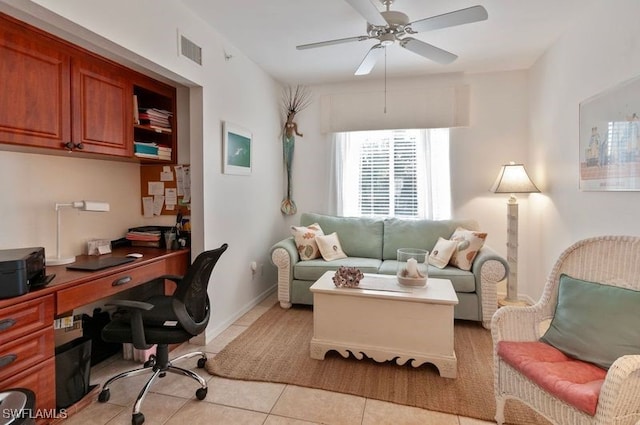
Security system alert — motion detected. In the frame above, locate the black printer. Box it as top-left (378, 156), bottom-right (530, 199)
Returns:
top-left (0, 247), bottom-right (51, 299)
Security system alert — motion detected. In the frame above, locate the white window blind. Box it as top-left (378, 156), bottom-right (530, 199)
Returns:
top-left (333, 129), bottom-right (451, 219)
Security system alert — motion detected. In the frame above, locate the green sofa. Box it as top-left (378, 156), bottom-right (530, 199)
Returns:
top-left (270, 212), bottom-right (508, 328)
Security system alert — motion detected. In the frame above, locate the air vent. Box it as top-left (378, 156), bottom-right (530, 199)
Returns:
top-left (180, 34), bottom-right (202, 65)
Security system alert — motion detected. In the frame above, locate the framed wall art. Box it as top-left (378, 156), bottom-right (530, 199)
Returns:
top-left (579, 75), bottom-right (640, 191)
top-left (222, 121), bottom-right (252, 175)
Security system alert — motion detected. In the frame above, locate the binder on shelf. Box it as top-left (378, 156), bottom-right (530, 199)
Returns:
top-left (133, 95), bottom-right (140, 125)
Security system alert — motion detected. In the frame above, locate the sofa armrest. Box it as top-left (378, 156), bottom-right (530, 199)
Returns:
top-left (270, 237), bottom-right (299, 309)
top-left (471, 245), bottom-right (508, 329)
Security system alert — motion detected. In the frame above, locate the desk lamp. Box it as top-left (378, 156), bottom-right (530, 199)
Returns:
top-left (490, 162), bottom-right (539, 305)
top-left (46, 201), bottom-right (110, 266)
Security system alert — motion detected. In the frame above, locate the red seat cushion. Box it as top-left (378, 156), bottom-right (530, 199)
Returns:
top-left (497, 341), bottom-right (607, 416)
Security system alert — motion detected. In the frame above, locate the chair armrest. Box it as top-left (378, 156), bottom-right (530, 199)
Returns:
top-left (156, 274), bottom-right (184, 283)
top-left (598, 355), bottom-right (640, 420)
top-left (270, 237), bottom-right (299, 308)
top-left (155, 274), bottom-right (184, 289)
top-left (471, 245), bottom-right (508, 329)
top-left (107, 299), bottom-right (154, 311)
top-left (491, 304), bottom-right (545, 344)
top-left (106, 300), bottom-right (154, 350)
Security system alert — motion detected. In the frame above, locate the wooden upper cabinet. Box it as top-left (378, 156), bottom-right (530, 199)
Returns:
top-left (0, 12), bottom-right (177, 161)
top-left (0, 19), bottom-right (71, 149)
top-left (71, 56), bottom-right (133, 157)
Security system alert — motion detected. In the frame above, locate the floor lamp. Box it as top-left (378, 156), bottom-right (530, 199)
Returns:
top-left (46, 200), bottom-right (110, 266)
top-left (490, 163), bottom-right (539, 305)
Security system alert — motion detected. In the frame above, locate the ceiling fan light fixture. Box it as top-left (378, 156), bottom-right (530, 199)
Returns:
top-left (379, 33), bottom-right (395, 46)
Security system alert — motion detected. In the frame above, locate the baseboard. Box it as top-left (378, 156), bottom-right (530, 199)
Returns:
top-left (191, 284), bottom-right (277, 345)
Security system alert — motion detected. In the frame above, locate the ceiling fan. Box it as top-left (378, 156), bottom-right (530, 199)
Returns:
top-left (296, 0), bottom-right (488, 75)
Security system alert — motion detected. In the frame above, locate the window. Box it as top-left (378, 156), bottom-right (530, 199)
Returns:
top-left (333, 129), bottom-right (451, 219)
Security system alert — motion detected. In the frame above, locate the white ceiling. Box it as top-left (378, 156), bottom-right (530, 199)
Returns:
top-left (180, 0), bottom-right (592, 85)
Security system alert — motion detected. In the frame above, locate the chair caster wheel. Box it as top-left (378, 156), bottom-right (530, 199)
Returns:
top-left (196, 387), bottom-right (207, 400)
top-left (98, 389), bottom-right (110, 403)
top-left (144, 355), bottom-right (156, 368)
top-left (197, 357), bottom-right (207, 368)
top-left (132, 412), bottom-right (145, 425)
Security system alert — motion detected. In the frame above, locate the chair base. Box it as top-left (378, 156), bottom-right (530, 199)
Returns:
top-left (97, 344), bottom-right (208, 425)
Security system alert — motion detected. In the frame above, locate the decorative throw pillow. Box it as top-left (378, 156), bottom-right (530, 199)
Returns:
top-left (316, 232), bottom-right (348, 261)
top-left (291, 223), bottom-right (324, 260)
top-left (448, 227), bottom-right (487, 271)
top-left (428, 237), bottom-right (458, 269)
top-left (540, 274), bottom-right (640, 370)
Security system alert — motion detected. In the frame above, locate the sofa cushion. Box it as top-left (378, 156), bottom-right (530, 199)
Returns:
top-left (540, 274), bottom-right (640, 369)
top-left (382, 218), bottom-right (479, 260)
top-left (378, 261), bottom-right (476, 293)
top-left (449, 227), bottom-right (487, 271)
top-left (301, 213), bottom-right (383, 259)
top-left (316, 232), bottom-right (347, 261)
top-left (497, 341), bottom-right (606, 416)
top-left (294, 257), bottom-right (382, 281)
top-left (291, 223), bottom-right (324, 260)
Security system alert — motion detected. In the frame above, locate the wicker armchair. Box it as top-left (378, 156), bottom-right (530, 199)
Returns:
top-left (491, 235), bottom-right (640, 425)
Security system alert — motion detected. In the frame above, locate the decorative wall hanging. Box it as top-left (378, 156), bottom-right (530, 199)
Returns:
top-left (222, 121), bottom-right (252, 175)
top-left (280, 85), bottom-right (311, 214)
top-left (579, 74), bottom-right (640, 191)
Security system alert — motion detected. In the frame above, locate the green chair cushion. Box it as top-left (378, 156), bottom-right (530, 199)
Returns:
top-left (540, 274), bottom-right (640, 369)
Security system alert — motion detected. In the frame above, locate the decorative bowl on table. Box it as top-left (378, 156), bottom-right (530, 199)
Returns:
top-left (332, 266), bottom-right (364, 288)
top-left (396, 248), bottom-right (428, 287)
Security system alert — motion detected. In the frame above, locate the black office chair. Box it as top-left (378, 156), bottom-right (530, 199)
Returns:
top-left (97, 243), bottom-right (228, 425)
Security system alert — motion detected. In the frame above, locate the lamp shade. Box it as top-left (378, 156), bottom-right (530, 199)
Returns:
top-left (490, 163), bottom-right (540, 194)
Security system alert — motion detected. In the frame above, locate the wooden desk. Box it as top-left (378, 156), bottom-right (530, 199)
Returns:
top-left (0, 247), bottom-right (190, 423)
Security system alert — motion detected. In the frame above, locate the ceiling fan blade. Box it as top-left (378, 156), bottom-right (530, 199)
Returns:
top-left (355, 44), bottom-right (384, 75)
top-left (297, 35), bottom-right (370, 50)
top-left (400, 38), bottom-right (457, 65)
top-left (408, 5), bottom-right (488, 33)
top-left (344, 0), bottom-right (387, 26)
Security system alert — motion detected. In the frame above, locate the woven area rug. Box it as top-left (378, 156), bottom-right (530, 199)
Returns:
top-left (206, 304), bottom-right (549, 424)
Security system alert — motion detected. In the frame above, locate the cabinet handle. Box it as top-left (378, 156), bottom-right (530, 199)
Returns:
top-left (0, 354), bottom-right (17, 368)
top-left (113, 276), bottom-right (132, 286)
top-left (0, 318), bottom-right (16, 332)
top-left (75, 142), bottom-right (84, 150)
top-left (64, 141), bottom-right (75, 151)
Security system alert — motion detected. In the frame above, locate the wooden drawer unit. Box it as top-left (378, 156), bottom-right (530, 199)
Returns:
top-left (1, 357), bottom-right (56, 422)
top-left (0, 295), bottom-right (54, 344)
top-left (0, 295), bottom-right (55, 423)
top-left (57, 260), bottom-right (166, 312)
top-left (0, 327), bottom-right (53, 382)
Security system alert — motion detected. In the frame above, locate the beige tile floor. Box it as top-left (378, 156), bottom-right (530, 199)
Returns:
top-left (60, 293), bottom-right (495, 425)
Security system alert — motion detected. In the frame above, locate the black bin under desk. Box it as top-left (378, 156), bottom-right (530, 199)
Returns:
top-left (55, 338), bottom-right (92, 409)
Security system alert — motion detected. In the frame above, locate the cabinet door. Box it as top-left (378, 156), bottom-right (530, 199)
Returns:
top-left (0, 19), bottom-right (71, 149)
top-left (71, 55), bottom-right (133, 157)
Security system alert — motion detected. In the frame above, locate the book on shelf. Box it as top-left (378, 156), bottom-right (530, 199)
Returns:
top-left (134, 142), bottom-right (171, 160)
top-left (134, 152), bottom-right (160, 159)
top-left (138, 107), bottom-right (172, 130)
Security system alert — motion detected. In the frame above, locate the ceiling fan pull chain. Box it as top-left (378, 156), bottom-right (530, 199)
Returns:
top-left (384, 48), bottom-right (388, 114)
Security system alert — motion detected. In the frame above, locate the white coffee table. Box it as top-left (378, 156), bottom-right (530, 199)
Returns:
top-left (309, 271), bottom-right (459, 378)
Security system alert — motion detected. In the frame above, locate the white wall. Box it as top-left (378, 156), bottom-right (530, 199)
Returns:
top-left (0, 152), bottom-right (144, 253)
top-left (527, 0), bottom-right (640, 299)
top-left (288, 72), bottom-right (531, 291)
top-left (0, 0), bottom-right (287, 341)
